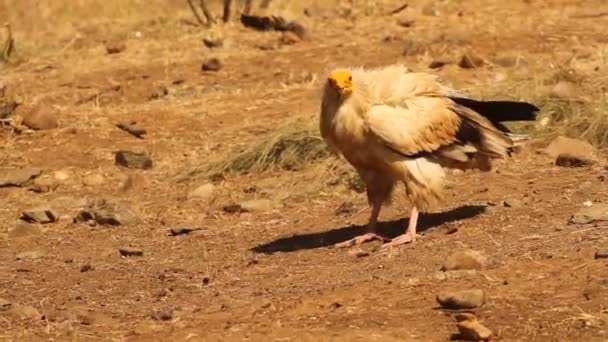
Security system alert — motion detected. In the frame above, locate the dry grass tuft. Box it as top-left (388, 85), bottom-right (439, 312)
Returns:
top-left (177, 118), bottom-right (330, 182)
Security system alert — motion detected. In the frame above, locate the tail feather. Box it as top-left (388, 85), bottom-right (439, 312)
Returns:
top-left (449, 97), bottom-right (540, 125)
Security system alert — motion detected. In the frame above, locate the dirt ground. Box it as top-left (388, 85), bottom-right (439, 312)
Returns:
top-left (1, 0), bottom-right (608, 341)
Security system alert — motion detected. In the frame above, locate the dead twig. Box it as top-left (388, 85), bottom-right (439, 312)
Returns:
top-left (223, 0), bottom-right (233, 22)
top-left (387, 3), bottom-right (408, 15)
top-left (186, 0), bottom-right (206, 26)
top-left (200, 0), bottom-right (216, 25)
top-left (570, 12), bottom-right (608, 19)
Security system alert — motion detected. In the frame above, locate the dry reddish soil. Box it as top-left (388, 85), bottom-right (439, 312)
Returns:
top-left (1, 1), bottom-right (608, 341)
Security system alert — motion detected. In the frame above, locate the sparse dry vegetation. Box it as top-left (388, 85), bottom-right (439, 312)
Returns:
top-left (1, 0), bottom-right (608, 340)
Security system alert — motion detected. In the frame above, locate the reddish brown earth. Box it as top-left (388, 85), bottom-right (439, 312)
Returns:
top-left (1, 1), bottom-right (608, 341)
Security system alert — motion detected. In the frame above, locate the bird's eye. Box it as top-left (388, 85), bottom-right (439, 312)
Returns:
top-left (348, 76), bottom-right (352, 81)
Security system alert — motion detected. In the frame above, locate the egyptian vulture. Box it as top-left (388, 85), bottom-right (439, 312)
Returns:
top-left (319, 65), bottom-right (538, 249)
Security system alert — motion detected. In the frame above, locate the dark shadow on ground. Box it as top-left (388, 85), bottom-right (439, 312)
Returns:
top-left (251, 204), bottom-right (486, 254)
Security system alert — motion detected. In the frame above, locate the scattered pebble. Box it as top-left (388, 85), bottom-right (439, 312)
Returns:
top-left (223, 203), bottom-right (242, 213)
top-left (20, 207), bottom-right (59, 224)
top-left (106, 41), bottom-right (127, 54)
top-left (74, 197), bottom-right (142, 226)
top-left (555, 154), bottom-right (594, 167)
top-left (0, 297), bottom-right (11, 310)
top-left (149, 309), bottom-right (173, 321)
top-left (115, 150), bottom-right (153, 169)
top-left (428, 59), bottom-right (451, 69)
top-left (149, 86), bottom-right (169, 100)
top-left (594, 249), bottom-right (608, 259)
top-left (22, 106), bottom-right (59, 130)
top-left (169, 226), bottom-right (204, 236)
top-left (569, 204), bottom-right (608, 225)
top-left (436, 289), bottom-right (485, 309)
top-left (118, 247), bottom-right (144, 257)
top-left (502, 198), bottom-right (522, 208)
top-left (80, 263), bottom-right (93, 272)
top-left (202, 58), bottom-right (222, 72)
top-left (457, 318), bottom-right (493, 341)
top-left (442, 250), bottom-right (487, 271)
top-left (203, 38), bottom-right (223, 48)
top-left (0, 167), bottom-right (42, 187)
top-left (459, 52), bottom-right (485, 69)
top-left (189, 183), bottom-right (216, 200)
top-left (116, 121), bottom-right (147, 138)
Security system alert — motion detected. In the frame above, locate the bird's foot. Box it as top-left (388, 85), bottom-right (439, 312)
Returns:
top-left (379, 232), bottom-right (418, 250)
top-left (334, 232), bottom-right (389, 248)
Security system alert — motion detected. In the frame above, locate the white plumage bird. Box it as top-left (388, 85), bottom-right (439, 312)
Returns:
top-left (319, 65), bottom-right (538, 249)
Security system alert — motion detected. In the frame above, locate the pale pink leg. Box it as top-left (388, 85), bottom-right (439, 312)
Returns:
top-left (380, 206), bottom-right (419, 249)
top-left (334, 200), bottom-right (389, 248)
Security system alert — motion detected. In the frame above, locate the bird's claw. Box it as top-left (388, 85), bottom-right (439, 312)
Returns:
top-left (333, 232), bottom-right (389, 248)
top-left (379, 232), bottom-right (418, 250)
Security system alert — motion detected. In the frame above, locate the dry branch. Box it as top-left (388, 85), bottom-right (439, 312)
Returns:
top-left (223, 0), bottom-right (233, 22)
top-left (387, 3), bottom-right (409, 15)
top-left (186, 0), bottom-right (205, 26)
top-left (200, 0), bottom-right (216, 25)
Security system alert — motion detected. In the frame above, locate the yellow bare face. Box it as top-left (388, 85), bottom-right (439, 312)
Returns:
top-left (327, 70), bottom-right (354, 99)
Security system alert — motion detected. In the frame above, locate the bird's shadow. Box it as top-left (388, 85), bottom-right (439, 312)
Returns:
top-left (251, 204), bottom-right (486, 254)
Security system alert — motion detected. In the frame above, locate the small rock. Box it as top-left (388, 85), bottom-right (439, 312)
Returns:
top-left (115, 150), bottom-right (153, 169)
top-left (202, 58), bottom-right (222, 72)
top-left (20, 207), bottom-right (58, 224)
top-left (436, 289), bottom-right (485, 309)
top-left (74, 197), bottom-right (141, 226)
top-left (169, 226), bottom-right (204, 236)
top-left (457, 319), bottom-right (493, 341)
top-left (279, 31), bottom-right (301, 45)
top-left (569, 204), bottom-right (608, 225)
top-left (549, 81), bottom-right (576, 99)
top-left (544, 136), bottom-right (596, 161)
top-left (555, 154), bottom-right (594, 167)
top-left (0, 297), bottom-right (11, 311)
top-left (189, 183), bottom-right (216, 200)
top-left (203, 38), bottom-right (223, 48)
top-left (16, 250), bottom-right (45, 260)
top-left (8, 305), bottom-right (42, 321)
top-left (502, 198), bottom-right (522, 208)
top-left (8, 221), bottom-right (42, 238)
top-left (22, 106), bottom-right (59, 130)
top-left (223, 203), bottom-right (242, 213)
top-left (442, 250), bottom-right (487, 271)
top-left (149, 86), bottom-right (169, 100)
top-left (80, 263), bottom-right (93, 272)
top-left (429, 60), bottom-right (451, 69)
top-left (595, 250), bottom-right (608, 259)
top-left (397, 19), bottom-right (415, 28)
top-left (0, 167), bottom-right (42, 187)
top-left (116, 121), bottom-right (147, 138)
top-left (82, 173), bottom-right (105, 186)
top-left (118, 247), bottom-right (143, 257)
top-left (240, 199), bottom-right (275, 212)
top-left (150, 309), bottom-right (173, 321)
top-left (106, 41), bottom-right (127, 54)
top-left (459, 52), bottom-right (485, 69)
